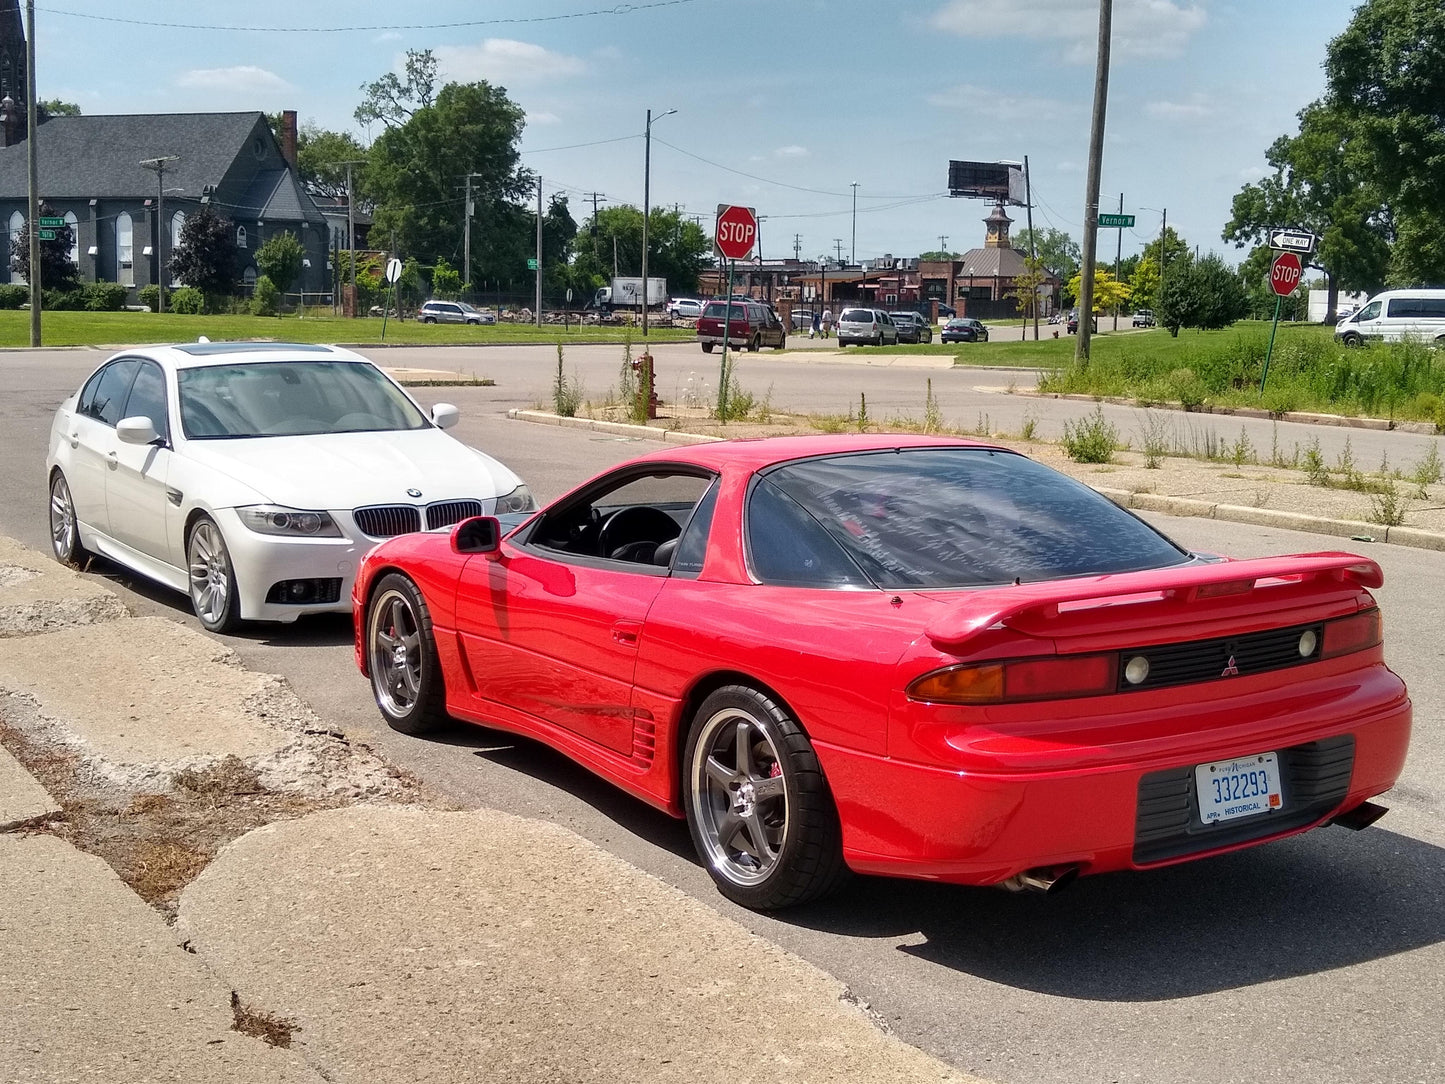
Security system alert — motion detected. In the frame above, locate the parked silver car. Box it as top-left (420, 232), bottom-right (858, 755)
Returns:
top-left (417, 300), bottom-right (496, 325)
top-left (836, 308), bottom-right (899, 347)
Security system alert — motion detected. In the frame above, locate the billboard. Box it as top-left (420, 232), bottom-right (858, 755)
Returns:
top-left (947, 161), bottom-right (1026, 206)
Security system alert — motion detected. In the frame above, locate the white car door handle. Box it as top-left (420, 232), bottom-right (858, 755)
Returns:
top-left (69, 430), bottom-right (79, 449)
top-left (106, 451), bottom-right (118, 470)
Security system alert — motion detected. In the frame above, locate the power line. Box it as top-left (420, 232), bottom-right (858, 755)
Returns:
top-left (652, 137), bottom-right (938, 201)
top-left (520, 134), bottom-right (641, 156)
top-left (41, 0), bottom-right (704, 33)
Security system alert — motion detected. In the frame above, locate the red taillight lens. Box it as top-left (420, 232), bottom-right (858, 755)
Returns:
top-left (908, 654), bottom-right (1118, 704)
top-left (1321, 609), bottom-right (1382, 659)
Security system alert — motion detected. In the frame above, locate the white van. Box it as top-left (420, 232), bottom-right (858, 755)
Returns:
top-left (1334, 289), bottom-right (1445, 346)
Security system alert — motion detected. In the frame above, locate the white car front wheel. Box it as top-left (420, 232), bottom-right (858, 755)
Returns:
top-left (187, 516), bottom-right (242, 633)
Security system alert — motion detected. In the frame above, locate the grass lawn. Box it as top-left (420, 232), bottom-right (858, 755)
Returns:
top-left (0, 310), bottom-right (697, 349)
top-left (834, 321), bottom-right (1339, 369)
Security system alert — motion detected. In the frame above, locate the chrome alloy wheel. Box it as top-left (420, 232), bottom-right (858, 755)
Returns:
top-left (49, 473), bottom-right (78, 562)
top-left (187, 520), bottom-right (232, 626)
top-left (689, 706), bottom-right (790, 887)
top-left (369, 588), bottom-right (423, 717)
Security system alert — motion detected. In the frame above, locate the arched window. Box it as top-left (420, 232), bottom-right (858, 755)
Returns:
top-left (170, 211), bottom-right (185, 285)
top-left (236, 225), bottom-right (247, 249)
top-left (242, 265), bottom-right (257, 287)
top-left (8, 211), bottom-right (23, 283)
top-left (64, 211), bottom-right (79, 269)
top-left (116, 212), bottom-right (134, 286)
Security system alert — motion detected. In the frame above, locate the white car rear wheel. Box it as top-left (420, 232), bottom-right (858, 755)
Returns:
top-left (48, 471), bottom-right (87, 566)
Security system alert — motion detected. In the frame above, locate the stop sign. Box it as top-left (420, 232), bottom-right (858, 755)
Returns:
top-left (714, 204), bottom-right (757, 261)
top-left (1270, 251), bottom-right (1302, 297)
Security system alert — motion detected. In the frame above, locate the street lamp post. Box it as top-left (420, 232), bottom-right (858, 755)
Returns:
top-left (641, 107), bottom-right (676, 340)
top-left (140, 156), bottom-right (180, 314)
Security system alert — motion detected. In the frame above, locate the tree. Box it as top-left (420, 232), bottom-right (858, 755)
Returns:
top-left (38, 99), bottom-right (80, 118)
top-left (1157, 254), bottom-right (1249, 336)
top-left (1004, 257), bottom-right (1047, 339)
top-left (1014, 227), bottom-right (1080, 282)
top-left (1223, 102), bottom-right (1391, 321)
top-left (170, 205), bottom-right (238, 302)
top-left (918, 249), bottom-right (959, 261)
top-left (1066, 268), bottom-right (1131, 314)
top-left (1128, 255), bottom-right (1161, 312)
top-left (360, 56), bottom-right (533, 280)
top-left (1139, 225), bottom-right (1190, 276)
top-left (10, 202), bottom-right (78, 289)
top-left (267, 115), bottom-right (368, 201)
top-left (1325, 0), bottom-right (1445, 284)
top-left (570, 204), bottom-right (711, 295)
top-left (254, 231), bottom-right (305, 295)
top-left (431, 257), bottom-right (461, 298)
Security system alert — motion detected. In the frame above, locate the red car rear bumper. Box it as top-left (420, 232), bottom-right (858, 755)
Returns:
top-left (817, 694), bottom-right (1411, 886)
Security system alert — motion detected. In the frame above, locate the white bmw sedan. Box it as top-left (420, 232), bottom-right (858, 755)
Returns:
top-left (46, 341), bottom-right (535, 632)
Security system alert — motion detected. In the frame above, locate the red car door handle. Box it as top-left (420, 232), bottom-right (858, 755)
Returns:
top-left (612, 621), bottom-right (642, 646)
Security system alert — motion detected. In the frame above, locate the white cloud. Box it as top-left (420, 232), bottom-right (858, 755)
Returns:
top-left (932, 0), bottom-right (1207, 61)
top-left (373, 31), bottom-right (403, 44)
top-left (1056, 160), bottom-right (1083, 172)
top-left (527, 110), bottom-right (562, 126)
top-left (1146, 97), bottom-right (1213, 119)
top-left (928, 83), bottom-right (1066, 122)
top-left (433, 39), bottom-right (586, 86)
top-left (175, 66), bottom-right (290, 94)
top-left (775, 144), bottom-right (808, 158)
top-left (1238, 164), bottom-right (1269, 181)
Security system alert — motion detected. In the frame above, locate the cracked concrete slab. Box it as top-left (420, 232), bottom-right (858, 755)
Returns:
top-left (0, 536), bottom-right (127, 637)
top-left (0, 833), bottom-right (324, 1084)
top-left (0, 744), bottom-right (58, 829)
top-left (179, 806), bottom-right (980, 1084)
top-left (0, 617), bottom-right (289, 773)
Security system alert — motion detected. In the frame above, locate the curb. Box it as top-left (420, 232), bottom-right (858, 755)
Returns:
top-left (1015, 390), bottom-right (1439, 436)
top-left (508, 410), bottom-right (1445, 552)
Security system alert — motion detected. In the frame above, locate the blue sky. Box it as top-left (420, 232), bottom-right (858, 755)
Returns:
top-left (45, 0), bottom-right (1362, 265)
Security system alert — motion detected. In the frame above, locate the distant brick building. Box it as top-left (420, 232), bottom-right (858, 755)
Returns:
top-left (920, 202), bottom-right (1060, 319)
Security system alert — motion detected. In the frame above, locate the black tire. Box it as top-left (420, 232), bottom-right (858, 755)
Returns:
top-left (366, 573), bottom-right (448, 736)
top-left (774, 334), bottom-right (786, 350)
top-left (683, 684), bottom-right (848, 911)
top-left (701, 341), bottom-right (714, 353)
top-left (1342, 332), bottom-right (1363, 348)
top-left (748, 334), bottom-right (761, 352)
top-left (422, 316), bottom-right (437, 324)
top-left (48, 470), bottom-right (88, 566)
top-left (873, 332), bottom-right (883, 346)
top-left (186, 515), bottom-right (242, 633)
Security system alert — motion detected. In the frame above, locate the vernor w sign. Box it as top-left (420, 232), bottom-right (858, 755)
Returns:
top-left (714, 204), bottom-right (757, 261)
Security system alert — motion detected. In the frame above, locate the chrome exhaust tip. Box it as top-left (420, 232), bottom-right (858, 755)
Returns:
top-left (998, 865), bottom-right (1081, 894)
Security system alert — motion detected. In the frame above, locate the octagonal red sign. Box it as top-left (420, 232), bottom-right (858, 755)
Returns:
top-left (1270, 251), bottom-right (1302, 297)
top-left (714, 204), bottom-right (757, 261)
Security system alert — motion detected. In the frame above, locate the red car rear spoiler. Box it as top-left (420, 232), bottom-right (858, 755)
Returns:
top-left (924, 552), bottom-right (1383, 649)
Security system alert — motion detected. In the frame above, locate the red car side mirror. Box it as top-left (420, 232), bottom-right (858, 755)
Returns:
top-left (450, 516), bottom-right (502, 557)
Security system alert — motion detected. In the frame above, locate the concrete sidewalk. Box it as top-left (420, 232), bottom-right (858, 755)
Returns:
top-left (0, 536), bottom-right (979, 1084)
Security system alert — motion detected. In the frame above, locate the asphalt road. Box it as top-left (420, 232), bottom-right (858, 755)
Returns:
top-left (3, 345), bottom-right (1443, 1084)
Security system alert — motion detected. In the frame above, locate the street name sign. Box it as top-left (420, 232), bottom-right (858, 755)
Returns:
top-left (1268, 227), bottom-right (1316, 255)
top-left (1270, 251), bottom-right (1303, 297)
top-left (39, 216), bottom-right (64, 228)
top-left (527, 257), bottom-right (539, 270)
top-left (38, 229), bottom-right (55, 240)
top-left (1098, 213), bottom-right (1135, 228)
top-left (714, 204), bottom-right (757, 261)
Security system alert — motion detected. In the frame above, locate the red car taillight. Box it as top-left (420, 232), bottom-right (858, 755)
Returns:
top-left (1321, 608), bottom-right (1382, 659)
top-left (908, 654), bottom-right (1118, 705)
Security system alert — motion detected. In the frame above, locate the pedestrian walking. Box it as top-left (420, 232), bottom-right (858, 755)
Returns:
top-left (821, 308), bottom-right (834, 338)
top-left (810, 310), bottom-right (820, 339)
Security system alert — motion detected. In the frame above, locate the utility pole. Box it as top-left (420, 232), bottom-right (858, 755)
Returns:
top-left (1158, 207), bottom-right (1168, 308)
top-left (834, 238), bottom-right (844, 263)
top-left (1024, 155), bottom-right (1039, 340)
top-left (586, 191), bottom-right (605, 224)
top-left (140, 156), bottom-right (180, 313)
top-left (849, 182), bottom-right (859, 265)
top-left (793, 233), bottom-right (802, 261)
top-left (333, 160), bottom-right (366, 316)
top-left (535, 176), bottom-right (542, 327)
top-left (24, 0), bottom-right (38, 345)
top-left (461, 172), bottom-right (485, 289)
top-left (641, 107), bottom-right (676, 339)
top-left (1074, 0), bottom-right (1113, 365)
top-left (938, 235), bottom-right (948, 255)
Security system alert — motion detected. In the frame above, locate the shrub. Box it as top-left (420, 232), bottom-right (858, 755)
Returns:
top-left (1062, 406), bottom-right (1118, 463)
top-left (0, 284), bottom-right (26, 308)
top-left (138, 284), bottom-right (160, 312)
top-left (170, 286), bottom-right (204, 314)
top-left (43, 287), bottom-right (85, 310)
top-left (82, 282), bottom-right (128, 311)
top-left (250, 274), bottom-right (280, 317)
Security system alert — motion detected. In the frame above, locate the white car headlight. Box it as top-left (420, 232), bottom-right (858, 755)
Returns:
top-left (237, 505), bottom-right (342, 537)
top-left (495, 485), bottom-right (536, 514)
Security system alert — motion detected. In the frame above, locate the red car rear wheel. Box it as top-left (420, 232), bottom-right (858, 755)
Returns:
top-left (683, 685), bottom-right (848, 910)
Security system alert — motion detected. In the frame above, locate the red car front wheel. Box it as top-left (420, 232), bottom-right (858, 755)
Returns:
top-left (367, 573), bottom-right (448, 735)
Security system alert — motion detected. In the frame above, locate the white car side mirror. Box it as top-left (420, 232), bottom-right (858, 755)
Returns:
top-left (431, 403), bottom-right (460, 430)
top-left (116, 416), bottom-right (159, 445)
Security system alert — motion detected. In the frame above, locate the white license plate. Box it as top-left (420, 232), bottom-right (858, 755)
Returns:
top-left (1194, 752), bottom-right (1283, 824)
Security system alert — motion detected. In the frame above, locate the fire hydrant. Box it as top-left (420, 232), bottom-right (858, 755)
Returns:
top-left (631, 352), bottom-right (660, 419)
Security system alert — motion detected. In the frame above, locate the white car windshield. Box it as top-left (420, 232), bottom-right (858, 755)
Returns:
top-left (178, 361), bottom-right (430, 439)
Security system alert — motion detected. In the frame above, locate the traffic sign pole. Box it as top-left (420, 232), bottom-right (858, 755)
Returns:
top-left (718, 259), bottom-right (734, 421)
top-left (1260, 294), bottom-right (1282, 395)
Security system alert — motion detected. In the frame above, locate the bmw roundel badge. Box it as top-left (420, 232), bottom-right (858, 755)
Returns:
top-left (406, 488), bottom-right (423, 498)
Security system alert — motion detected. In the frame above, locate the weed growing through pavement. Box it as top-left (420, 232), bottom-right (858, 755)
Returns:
top-left (1304, 437), bottom-right (1330, 486)
top-left (1369, 479), bottom-right (1407, 527)
top-left (923, 379), bottom-right (944, 433)
top-left (1409, 443), bottom-right (1443, 497)
top-left (857, 393), bottom-right (869, 432)
top-left (1137, 410), bottom-right (1171, 469)
top-left (1020, 412), bottom-right (1039, 441)
top-left (1230, 427), bottom-right (1256, 467)
top-left (552, 343), bottom-right (584, 417)
top-left (1062, 406), bottom-right (1118, 464)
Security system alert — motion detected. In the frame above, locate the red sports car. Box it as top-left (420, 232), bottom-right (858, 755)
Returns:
top-left (353, 435), bottom-right (1411, 911)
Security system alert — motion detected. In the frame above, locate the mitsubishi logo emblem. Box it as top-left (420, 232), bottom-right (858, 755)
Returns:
top-left (1221, 655), bottom-right (1240, 677)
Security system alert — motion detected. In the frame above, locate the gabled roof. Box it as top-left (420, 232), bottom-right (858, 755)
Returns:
top-left (0, 112), bottom-right (267, 200)
top-left (957, 246), bottom-right (1057, 282)
top-left (226, 168), bottom-right (325, 224)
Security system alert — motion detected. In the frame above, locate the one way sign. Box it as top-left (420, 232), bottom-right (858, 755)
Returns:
top-left (1268, 227), bottom-right (1317, 256)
